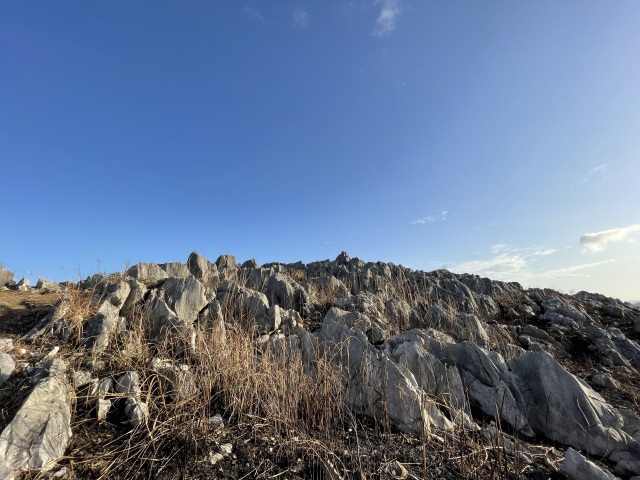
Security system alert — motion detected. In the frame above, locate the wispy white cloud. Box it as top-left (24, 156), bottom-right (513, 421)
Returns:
top-left (451, 253), bottom-right (529, 278)
top-left (580, 164), bottom-right (608, 184)
top-left (450, 243), bottom-right (556, 280)
top-left (542, 260), bottom-right (616, 279)
top-left (411, 210), bottom-right (448, 225)
top-left (243, 5), bottom-right (266, 23)
top-left (490, 243), bottom-right (555, 257)
top-left (372, 0), bottom-right (402, 37)
top-left (580, 224), bottom-right (640, 253)
top-left (292, 9), bottom-right (309, 29)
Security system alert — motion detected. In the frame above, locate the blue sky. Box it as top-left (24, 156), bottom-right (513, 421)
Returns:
top-left (2, 1), bottom-right (639, 300)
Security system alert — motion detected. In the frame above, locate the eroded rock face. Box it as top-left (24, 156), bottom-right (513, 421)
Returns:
top-left (126, 263), bottom-right (168, 287)
top-left (161, 275), bottom-right (208, 324)
top-left (266, 273), bottom-right (309, 314)
top-left (314, 317), bottom-right (453, 434)
top-left (0, 359), bottom-right (72, 471)
top-left (428, 340), bottom-right (533, 436)
top-left (217, 281), bottom-right (271, 332)
top-left (509, 351), bottom-right (639, 460)
top-left (145, 289), bottom-right (193, 348)
top-left (390, 340), bottom-right (468, 414)
top-left (85, 281), bottom-right (132, 351)
top-left (324, 307), bottom-right (389, 344)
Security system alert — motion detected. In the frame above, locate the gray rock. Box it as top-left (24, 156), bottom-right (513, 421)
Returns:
top-left (316, 319), bottom-right (453, 434)
top-left (115, 371), bottom-right (142, 396)
top-left (96, 398), bottom-right (112, 421)
top-left (120, 278), bottom-right (148, 316)
top-left (0, 265), bottom-right (13, 287)
top-left (385, 299), bottom-right (415, 331)
top-left (592, 373), bottom-right (619, 390)
top-left (311, 276), bottom-right (349, 300)
top-left (126, 262), bottom-right (168, 287)
top-left (508, 351), bottom-right (639, 460)
top-left (587, 325), bottom-right (638, 368)
top-left (159, 262), bottom-right (189, 277)
top-left (217, 282), bottom-right (270, 332)
top-left (161, 275), bottom-right (208, 324)
top-left (15, 278), bottom-right (29, 292)
top-left (0, 358), bottom-right (72, 470)
top-left (215, 255), bottom-right (238, 281)
top-left (0, 353), bottom-right (15, 388)
top-left (333, 292), bottom-right (386, 322)
top-left (0, 465), bottom-right (14, 480)
top-left (335, 251), bottom-right (350, 266)
top-left (199, 300), bottom-right (226, 346)
top-left (241, 258), bottom-right (258, 269)
top-left (0, 339), bottom-right (13, 353)
top-left (521, 325), bottom-right (554, 343)
top-left (424, 339), bottom-right (533, 435)
top-left (89, 377), bottom-right (113, 399)
top-left (187, 252), bottom-right (218, 283)
top-left (266, 273), bottom-right (309, 314)
top-left (84, 281), bottom-right (132, 351)
top-left (324, 307), bottom-right (388, 344)
top-left (80, 274), bottom-right (107, 290)
top-left (541, 297), bottom-right (592, 326)
top-left (150, 358), bottom-right (197, 403)
top-left (72, 370), bottom-right (92, 388)
top-left (115, 372), bottom-right (148, 427)
top-left (614, 460), bottom-right (640, 476)
top-left (124, 399), bottom-right (149, 427)
top-left (562, 448), bottom-right (619, 480)
top-left (145, 290), bottom-right (192, 348)
top-left (455, 313), bottom-right (490, 346)
top-left (392, 340), bottom-right (468, 413)
top-left (608, 328), bottom-right (640, 369)
top-left (280, 308), bottom-right (302, 330)
top-left (35, 278), bottom-right (59, 292)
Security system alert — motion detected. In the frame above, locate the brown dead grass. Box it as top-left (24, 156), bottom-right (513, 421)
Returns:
top-left (0, 289), bottom-right (61, 335)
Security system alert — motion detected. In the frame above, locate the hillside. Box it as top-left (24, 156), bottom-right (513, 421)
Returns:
top-left (1, 253), bottom-right (640, 480)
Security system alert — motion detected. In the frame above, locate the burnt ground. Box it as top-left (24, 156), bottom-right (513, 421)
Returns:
top-left (56, 412), bottom-right (567, 480)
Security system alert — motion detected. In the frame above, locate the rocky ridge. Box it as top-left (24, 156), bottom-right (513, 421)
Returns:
top-left (1, 253), bottom-right (640, 479)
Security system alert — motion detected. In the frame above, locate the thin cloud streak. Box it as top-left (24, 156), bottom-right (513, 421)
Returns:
top-left (450, 243), bottom-right (557, 281)
top-left (451, 253), bottom-right (528, 278)
top-left (580, 224), bottom-right (640, 253)
top-left (372, 0), bottom-right (402, 37)
top-left (411, 210), bottom-right (448, 225)
top-left (542, 260), bottom-right (616, 279)
top-left (580, 164), bottom-right (608, 184)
